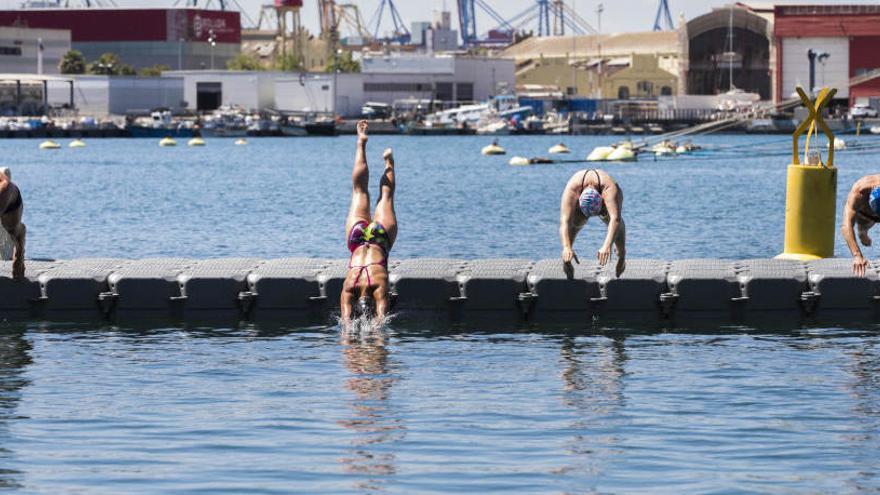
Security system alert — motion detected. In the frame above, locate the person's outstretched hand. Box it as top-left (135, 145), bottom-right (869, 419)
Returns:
top-left (12, 257), bottom-right (24, 280)
top-left (357, 120), bottom-right (368, 143)
top-left (597, 244), bottom-right (611, 266)
top-left (562, 247), bottom-right (579, 280)
top-left (853, 255), bottom-right (869, 277)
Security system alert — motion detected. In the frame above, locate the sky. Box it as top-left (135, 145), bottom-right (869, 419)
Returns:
top-left (2, 0), bottom-right (879, 37)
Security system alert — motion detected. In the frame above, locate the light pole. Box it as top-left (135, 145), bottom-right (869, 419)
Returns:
top-left (570, 0), bottom-right (576, 97)
top-left (208, 29), bottom-right (216, 70)
top-left (332, 48), bottom-right (341, 118)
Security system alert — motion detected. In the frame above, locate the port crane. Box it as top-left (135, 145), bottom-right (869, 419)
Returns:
top-left (653, 0), bottom-right (674, 30)
top-left (367, 0), bottom-right (410, 44)
top-left (457, 0), bottom-right (596, 47)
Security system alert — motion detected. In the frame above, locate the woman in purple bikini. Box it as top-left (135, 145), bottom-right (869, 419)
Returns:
top-left (341, 120), bottom-right (397, 323)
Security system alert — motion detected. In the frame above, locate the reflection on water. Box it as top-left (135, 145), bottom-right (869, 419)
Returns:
top-left (557, 335), bottom-right (627, 479)
top-left (338, 328), bottom-right (405, 493)
top-left (846, 338), bottom-right (880, 493)
top-left (0, 324), bottom-right (877, 493)
top-left (0, 329), bottom-right (31, 490)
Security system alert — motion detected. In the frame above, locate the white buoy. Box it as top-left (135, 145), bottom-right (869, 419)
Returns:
top-left (607, 146), bottom-right (636, 161)
top-left (69, 139), bottom-right (86, 148)
top-left (508, 156), bottom-right (531, 166)
top-left (39, 140), bottom-right (61, 150)
top-left (481, 142), bottom-right (506, 155)
top-left (828, 137), bottom-right (846, 150)
top-left (188, 137), bottom-right (206, 147)
top-left (159, 137), bottom-right (177, 147)
top-left (234, 138), bottom-right (248, 145)
top-left (548, 143), bottom-right (570, 154)
top-left (586, 146), bottom-right (614, 161)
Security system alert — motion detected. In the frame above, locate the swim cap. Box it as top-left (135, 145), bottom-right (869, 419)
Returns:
top-left (870, 187), bottom-right (880, 216)
top-left (578, 187), bottom-right (603, 218)
top-left (355, 296), bottom-right (374, 317)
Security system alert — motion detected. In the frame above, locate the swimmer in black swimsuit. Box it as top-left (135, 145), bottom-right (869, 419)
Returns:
top-left (842, 174), bottom-right (880, 277)
top-left (0, 167), bottom-right (25, 279)
top-left (559, 168), bottom-right (626, 279)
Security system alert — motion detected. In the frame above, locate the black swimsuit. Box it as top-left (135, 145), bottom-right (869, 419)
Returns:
top-left (581, 169), bottom-right (602, 192)
top-left (1, 190), bottom-right (21, 216)
top-left (858, 208), bottom-right (880, 223)
top-left (581, 169), bottom-right (610, 218)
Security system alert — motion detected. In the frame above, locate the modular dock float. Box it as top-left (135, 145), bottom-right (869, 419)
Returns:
top-left (1, 258), bottom-right (878, 324)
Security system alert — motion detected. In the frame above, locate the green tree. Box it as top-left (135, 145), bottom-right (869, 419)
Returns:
top-left (273, 52), bottom-right (303, 72)
top-left (87, 52), bottom-right (122, 75)
top-left (119, 64), bottom-right (136, 76)
top-left (226, 52), bottom-right (264, 71)
top-left (325, 51), bottom-right (360, 73)
top-left (59, 49), bottom-right (87, 74)
top-left (139, 64), bottom-right (171, 77)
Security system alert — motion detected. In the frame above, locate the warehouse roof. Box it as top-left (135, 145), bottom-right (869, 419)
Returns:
top-left (500, 31), bottom-right (679, 60)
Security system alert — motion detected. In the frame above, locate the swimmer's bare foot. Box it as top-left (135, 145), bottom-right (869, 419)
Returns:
top-left (357, 120), bottom-right (368, 143)
top-left (859, 226), bottom-right (873, 247)
top-left (383, 148), bottom-right (394, 167)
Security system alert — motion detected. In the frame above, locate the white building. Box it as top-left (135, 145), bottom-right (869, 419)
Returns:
top-left (52, 75), bottom-right (185, 116)
top-left (0, 26), bottom-right (70, 75)
top-left (162, 54), bottom-right (515, 116)
top-left (358, 53), bottom-right (514, 103)
top-left (161, 70), bottom-right (278, 111)
top-left (274, 55), bottom-right (514, 117)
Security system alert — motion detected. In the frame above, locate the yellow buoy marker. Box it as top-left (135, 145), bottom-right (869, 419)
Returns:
top-left (69, 139), bottom-right (86, 148)
top-left (777, 86), bottom-right (838, 261)
top-left (39, 140), bottom-right (61, 150)
top-left (188, 137), bottom-right (206, 147)
top-left (159, 137), bottom-right (177, 147)
top-left (234, 138), bottom-right (248, 145)
top-left (481, 141), bottom-right (505, 155)
top-left (548, 143), bottom-right (570, 154)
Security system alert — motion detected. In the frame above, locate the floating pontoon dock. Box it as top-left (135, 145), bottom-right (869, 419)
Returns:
top-left (1, 257), bottom-right (878, 324)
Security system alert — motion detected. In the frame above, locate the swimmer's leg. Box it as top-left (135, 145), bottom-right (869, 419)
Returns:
top-left (346, 125), bottom-right (371, 235)
top-left (614, 217), bottom-right (626, 277)
top-left (373, 148), bottom-right (397, 248)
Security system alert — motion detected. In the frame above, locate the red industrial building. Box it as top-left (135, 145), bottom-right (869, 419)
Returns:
top-left (0, 7), bottom-right (240, 70)
top-left (774, 4), bottom-right (880, 105)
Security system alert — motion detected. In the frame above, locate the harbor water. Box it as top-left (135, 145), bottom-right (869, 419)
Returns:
top-left (1, 135), bottom-right (880, 493)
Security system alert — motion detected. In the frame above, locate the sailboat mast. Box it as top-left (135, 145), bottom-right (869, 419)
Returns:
top-left (727, 5), bottom-right (734, 91)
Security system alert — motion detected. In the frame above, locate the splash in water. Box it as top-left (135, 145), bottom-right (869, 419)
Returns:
top-left (336, 312), bottom-right (395, 342)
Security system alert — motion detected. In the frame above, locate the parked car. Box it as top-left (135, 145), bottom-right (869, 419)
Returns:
top-left (850, 103), bottom-right (878, 118)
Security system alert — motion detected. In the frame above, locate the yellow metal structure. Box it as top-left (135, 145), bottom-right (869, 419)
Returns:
top-left (777, 87), bottom-right (838, 261)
